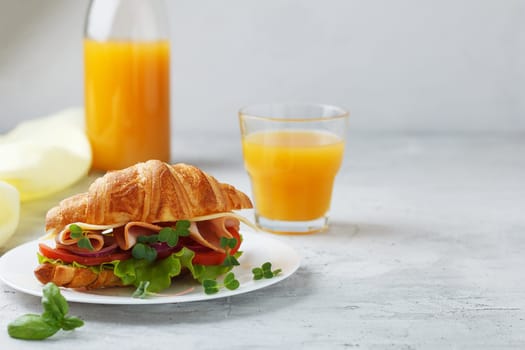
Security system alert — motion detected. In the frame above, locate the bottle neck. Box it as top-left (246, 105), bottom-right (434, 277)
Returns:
top-left (85, 0), bottom-right (169, 41)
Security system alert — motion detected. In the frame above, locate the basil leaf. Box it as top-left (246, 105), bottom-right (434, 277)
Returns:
top-left (7, 314), bottom-right (59, 340)
top-left (41, 283), bottom-right (68, 323)
top-left (8, 283), bottom-right (84, 340)
top-left (61, 316), bottom-right (85, 331)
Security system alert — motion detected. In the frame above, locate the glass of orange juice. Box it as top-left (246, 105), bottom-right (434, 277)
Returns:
top-left (239, 104), bottom-right (349, 234)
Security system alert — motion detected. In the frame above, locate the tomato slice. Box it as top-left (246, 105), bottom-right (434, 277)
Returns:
top-left (38, 243), bottom-right (131, 266)
top-left (191, 227), bottom-right (242, 266)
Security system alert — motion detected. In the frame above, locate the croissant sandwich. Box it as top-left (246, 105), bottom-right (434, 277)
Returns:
top-left (34, 160), bottom-right (253, 294)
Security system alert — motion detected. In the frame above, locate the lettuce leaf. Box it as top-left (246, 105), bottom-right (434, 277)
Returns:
top-left (112, 248), bottom-right (240, 292)
top-left (113, 248), bottom-right (193, 292)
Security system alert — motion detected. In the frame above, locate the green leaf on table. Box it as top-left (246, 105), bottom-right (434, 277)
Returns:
top-left (7, 282), bottom-right (84, 340)
top-left (61, 316), bottom-right (85, 331)
top-left (41, 282), bottom-right (68, 322)
top-left (7, 314), bottom-right (60, 340)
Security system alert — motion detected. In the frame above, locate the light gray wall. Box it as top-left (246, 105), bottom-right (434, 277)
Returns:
top-left (1, 0), bottom-right (525, 134)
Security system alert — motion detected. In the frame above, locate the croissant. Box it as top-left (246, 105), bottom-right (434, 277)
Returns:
top-left (45, 160), bottom-right (253, 235)
top-left (34, 263), bottom-right (123, 289)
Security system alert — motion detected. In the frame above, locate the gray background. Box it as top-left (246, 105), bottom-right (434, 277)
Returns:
top-left (1, 0), bottom-right (525, 134)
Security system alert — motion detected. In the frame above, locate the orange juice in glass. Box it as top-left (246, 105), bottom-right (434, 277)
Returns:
top-left (239, 104), bottom-right (348, 234)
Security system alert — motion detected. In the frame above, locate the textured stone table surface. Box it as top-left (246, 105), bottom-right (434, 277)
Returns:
top-left (1, 133), bottom-right (524, 349)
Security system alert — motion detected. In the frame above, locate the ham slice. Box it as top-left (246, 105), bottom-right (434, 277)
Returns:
top-left (193, 216), bottom-right (238, 252)
top-left (113, 222), bottom-right (162, 250)
top-left (55, 223), bottom-right (117, 251)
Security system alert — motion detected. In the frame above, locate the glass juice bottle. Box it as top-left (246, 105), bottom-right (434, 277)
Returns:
top-left (84, 0), bottom-right (170, 170)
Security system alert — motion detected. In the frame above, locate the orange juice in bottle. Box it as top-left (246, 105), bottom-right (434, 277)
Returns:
top-left (84, 0), bottom-right (170, 170)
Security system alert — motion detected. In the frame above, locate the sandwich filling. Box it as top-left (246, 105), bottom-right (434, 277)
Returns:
top-left (36, 212), bottom-right (255, 292)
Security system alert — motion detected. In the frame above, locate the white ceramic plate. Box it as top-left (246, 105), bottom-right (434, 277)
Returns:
top-left (0, 232), bottom-right (300, 305)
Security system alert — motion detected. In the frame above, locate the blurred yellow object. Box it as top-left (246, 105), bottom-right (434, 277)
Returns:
top-left (0, 108), bottom-right (92, 201)
top-left (0, 181), bottom-right (20, 247)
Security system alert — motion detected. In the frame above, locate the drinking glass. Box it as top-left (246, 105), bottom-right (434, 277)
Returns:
top-left (239, 103), bottom-right (348, 234)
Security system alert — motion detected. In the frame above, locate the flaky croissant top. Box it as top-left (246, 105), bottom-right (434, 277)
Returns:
top-left (45, 160), bottom-right (253, 235)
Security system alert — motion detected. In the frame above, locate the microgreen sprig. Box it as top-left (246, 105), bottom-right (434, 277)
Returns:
top-left (132, 281), bottom-right (155, 299)
top-left (132, 243), bottom-right (157, 262)
top-left (202, 272), bottom-right (240, 295)
top-left (220, 237), bottom-right (240, 267)
top-left (220, 237), bottom-right (237, 249)
top-left (69, 224), bottom-right (94, 251)
top-left (131, 220), bottom-right (191, 262)
top-left (223, 272), bottom-right (240, 290)
top-left (252, 262), bottom-right (282, 280)
top-left (137, 235), bottom-right (158, 244)
top-left (202, 279), bottom-right (219, 294)
top-left (222, 255), bottom-right (240, 267)
top-left (158, 222), bottom-right (190, 247)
